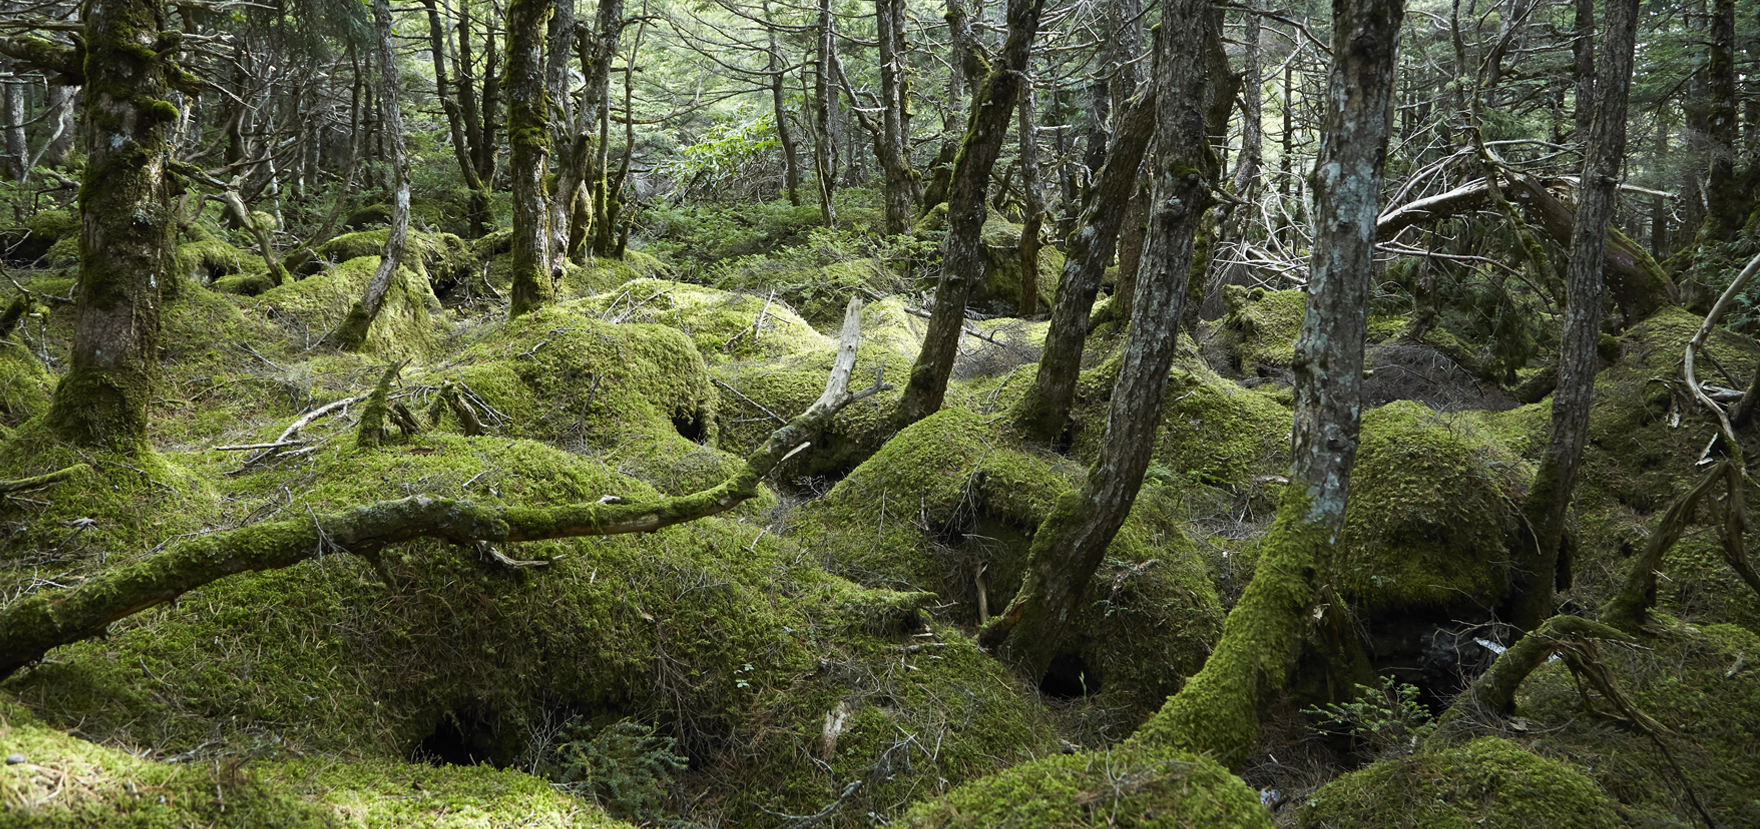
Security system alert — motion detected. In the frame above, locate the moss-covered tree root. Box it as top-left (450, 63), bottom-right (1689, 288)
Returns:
top-left (0, 300), bottom-right (886, 681)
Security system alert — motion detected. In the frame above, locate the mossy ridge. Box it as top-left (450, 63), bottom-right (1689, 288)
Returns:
top-left (1513, 619), bottom-right (1760, 826)
top-left (898, 741), bottom-right (1272, 829)
top-left (260, 757), bottom-right (637, 828)
top-left (1335, 401), bottom-right (1530, 617)
top-left (253, 256), bottom-right (443, 362)
top-left (574, 278), bottom-right (831, 365)
top-left (794, 409), bottom-right (1224, 720)
top-left (426, 305), bottom-right (735, 496)
top-left (0, 699), bottom-right (338, 828)
top-left (1297, 736), bottom-right (1621, 829)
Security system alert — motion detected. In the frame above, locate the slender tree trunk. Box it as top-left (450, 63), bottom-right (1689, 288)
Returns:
top-left (874, 0), bottom-right (920, 233)
top-left (813, 0), bottom-right (838, 226)
top-left (326, 0), bottom-right (412, 350)
top-left (45, 0), bottom-right (183, 450)
top-left (1702, 0), bottom-right (1740, 240)
top-left (1017, 76), bottom-right (1044, 317)
top-left (424, 0), bottom-right (491, 238)
top-left (1, 60), bottom-right (25, 180)
top-left (507, 0), bottom-right (555, 318)
top-left (893, 0), bottom-right (1046, 428)
top-left (1510, 0), bottom-right (1639, 632)
top-left (980, 7), bottom-right (1218, 678)
top-left (1012, 92), bottom-right (1155, 445)
top-left (37, 84), bottom-right (76, 168)
top-left (766, 1), bottom-right (801, 206)
top-left (479, 15), bottom-right (504, 188)
top-left (1134, 0), bottom-right (1404, 770)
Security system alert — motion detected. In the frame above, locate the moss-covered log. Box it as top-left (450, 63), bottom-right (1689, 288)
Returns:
top-left (0, 301), bottom-right (884, 682)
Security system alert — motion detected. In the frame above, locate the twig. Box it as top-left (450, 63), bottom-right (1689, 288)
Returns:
top-left (712, 377), bottom-right (787, 425)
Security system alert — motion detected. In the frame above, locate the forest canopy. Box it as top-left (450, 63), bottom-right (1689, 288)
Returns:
top-left (1, 0), bottom-right (1759, 826)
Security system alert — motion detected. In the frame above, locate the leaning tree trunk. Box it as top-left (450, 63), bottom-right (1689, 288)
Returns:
top-left (326, 0), bottom-right (413, 351)
top-left (1133, 0), bottom-right (1404, 770)
top-left (1509, 0), bottom-right (1639, 632)
top-left (44, 0), bottom-right (192, 450)
top-left (1011, 91), bottom-right (1155, 445)
top-left (893, 0), bottom-right (1045, 428)
top-left (766, 0), bottom-right (801, 207)
top-left (507, 0), bottom-right (555, 318)
top-left (979, 5), bottom-right (1218, 680)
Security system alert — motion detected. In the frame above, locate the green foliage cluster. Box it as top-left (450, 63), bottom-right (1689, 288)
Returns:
top-left (1303, 676), bottom-right (1435, 757)
top-left (548, 718), bottom-right (690, 825)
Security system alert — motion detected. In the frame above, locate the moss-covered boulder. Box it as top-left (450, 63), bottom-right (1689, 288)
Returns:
top-left (253, 257), bottom-right (443, 361)
top-left (479, 250), bottom-right (643, 302)
top-left (1215, 286), bottom-right (1306, 381)
top-left (1514, 619), bottom-right (1760, 826)
top-left (795, 409), bottom-right (1225, 718)
top-left (0, 210), bottom-right (78, 266)
top-left (575, 278), bottom-right (830, 365)
top-left (977, 217), bottom-right (1063, 317)
top-left (342, 202), bottom-right (393, 230)
top-left (1299, 737), bottom-right (1621, 829)
top-left (259, 758), bottom-right (638, 828)
top-left (305, 229), bottom-right (478, 296)
top-left (1336, 401), bottom-right (1529, 619)
top-left (901, 741), bottom-right (1273, 828)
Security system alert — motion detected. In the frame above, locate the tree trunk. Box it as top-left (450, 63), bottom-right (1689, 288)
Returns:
top-left (1701, 0), bottom-right (1740, 241)
top-left (38, 84), bottom-right (77, 168)
top-left (1, 58), bottom-right (25, 180)
top-left (874, 0), bottom-right (919, 233)
top-left (1134, 0), bottom-right (1404, 770)
top-left (326, 0), bottom-right (413, 351)
top-left (507, 0), bottom-right (555, 318)
top-left (893, 0), bottom-right (1046, 428)
top-left (812, 0), bottom-right (838, 226)
top-left (766, 1), bottom-right (801, 207)
top-left (425, 0), bottom-right (491, 238)
top-left (44, 0), bottom-right (185, 450)
top-left (1511, 0), bottom-right (1640, 632)
top-left (1017, 76), bottom-right (1044, 318)
top-left (1011, 91), bottom-right (1155, 445)
top-left (980, 5), bottom-right (1218, 679)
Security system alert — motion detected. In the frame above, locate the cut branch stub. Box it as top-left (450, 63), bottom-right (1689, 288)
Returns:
top-left (0, 300), bottom-right (884, 682)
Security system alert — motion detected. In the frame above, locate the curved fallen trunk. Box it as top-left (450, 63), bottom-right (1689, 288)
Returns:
top-left (0, 300), bottom-right (884, 682)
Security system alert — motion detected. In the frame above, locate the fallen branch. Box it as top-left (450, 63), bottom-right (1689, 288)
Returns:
top-left (0, 465), bottom-right (88, 495)
top-left (0, 299), bottom-right (887, 681)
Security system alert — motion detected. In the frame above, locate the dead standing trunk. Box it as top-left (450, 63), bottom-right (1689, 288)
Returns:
top-left (1134, 0), bottom-right (1405, 769)
top-left (1, 57), bottom-right (25, 180)
top-left (507, 0), bottom-right (555, 318)
top-left (325, 0), bottom-right (413, 351)
top-left (893, 0), bottom-right (1045, 428)
top-left (1509, 0), bottom-right (1639, 632)
top-left (1011, 91), bottom-right (1155, 445)
top-left (44, 0), bottom-right (194, 450)
top-left (979, 5), bottom-right (1219, 679)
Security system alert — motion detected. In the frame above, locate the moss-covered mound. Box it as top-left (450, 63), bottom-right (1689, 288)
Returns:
top-left (1299, 737), bottom-right (1621, 829)
top-left (1216, 286), bottom-right (1307, 380)
top-left (302, 229), bottom-right (477, 295)
top-left (575, 278), bottom-right (831, 364)
top-left (709, 255), bottom-right (906, 330)
top-left (977, 217), bottom-right (1063, 317)
top-left (795, 409), bottom-right (1225, 718)
top-left (900, 741), bottom-right (1273, 828)
top-left (1336, 401), bottom-right (1529, 619)
top-left (173, 239), bottom-right (264, 286)
top-left (0, 700), bottom-right (338, 828)
top-left (258, 757), bottom-right (638, 828)
top-left (254, 257), bottom-right (444, 361)
top-left (478, 251), bottom-right (644, 303)
top-left (0, 345), bottom-right (52, 427)
top-left (1515, 619), bottom-right (1760, 826)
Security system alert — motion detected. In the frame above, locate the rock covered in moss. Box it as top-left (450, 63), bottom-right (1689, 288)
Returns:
top-left (173, 239), bottom-right (263, 287)
top-left (254, 256), bottom-right (443, 361)
top-left (1216, 286), bottom-right (1306, 380)
top-left (1299, 737), bottom-right (1620, 829)
top-left (576, 278), bottom-right (830, 364)
top-left (306, 228), bottom-right (478, 296)
top-left (1336, 401), bottom-right (1528, 619)
top-left (977, 217), bottom-right (1063, 317)
top-left (901, 741), bottom-right (1272, 828)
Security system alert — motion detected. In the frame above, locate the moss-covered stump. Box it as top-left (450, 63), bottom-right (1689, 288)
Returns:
top-left (427, 304), bottom-right (734, 495)
top-left (1298, 737), bottom-right (1621, 829)
top-left (795, 409), bottom-right (1224, 718)
top-left (976, 217), bottom-right (1063, 317)
top-left (0, 700), bottom-right (338, 828)
top-left (0, 345), bottom-right (52, 427)
top-left (1513, 619), bottom-right (1760, 826)
top-left (254, 257), bottom-right (443, 362)
top-left (1337, 401), bottom-right (1529, 618)
top-left (900, 741), bottom-right (1273, 828)
top-left (575, 278), bottom-right (831, 365)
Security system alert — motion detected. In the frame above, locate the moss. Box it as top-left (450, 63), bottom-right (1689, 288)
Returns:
top-left (976, 218), bottom-right (1064, 317)
top-left (42, 236), bottom-right (78, 269)
top-left (173, 239), bottom-right (261, 285)
top-left (307, 229), bottom-right (478, 295)
top-left (343, 203), bottom-right (394, 230)
top-left (1335, 401), bottom-right (1529, 617)
top-left (900, 741), bottom-right (1272, 828)
top-left (576, 279), bottom-right (830, 365)
top-left (795, 409), bottom-right (1224, 719)
top-left (0, 346), bottom-right (53, 427)
top-left (1216, 286), bottom-right (1307, 379)
top-left (1512, 620), bottom-right (1760, 826)
top-left (0, 699), bottom-right (338, 828)
top-left (253, 257), bottom-right (443, 362)
top-left (259, 757), bottom-right (637, 828)
top-left (1298, 737), bottom-right (1621, 829)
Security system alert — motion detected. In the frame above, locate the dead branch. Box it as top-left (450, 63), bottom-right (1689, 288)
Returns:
top-left (0, 300), bottom-right (887, 681)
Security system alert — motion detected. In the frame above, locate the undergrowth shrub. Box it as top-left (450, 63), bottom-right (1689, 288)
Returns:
top-left (547, 718), bottom-right (690, 825)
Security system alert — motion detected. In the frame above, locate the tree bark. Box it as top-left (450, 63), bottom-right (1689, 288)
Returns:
top-left (44, 0), bottom-right (189, 450)
top-left (1510, 0), bottom-right (1639, 632)
top-left (812, 0), bottom-right (839, 226)
top-left (326, 0), bottom-right (413, 351)
top-left (766, 0), bottom-right (801, 207)
top-left (1, 57), bottom-right (26, 180)
top-left (507, 0), bottom-right (555, 318)
top-left (980, 5), bottom-right (1218, 679)
top-left (424, 0), bottom-right (492, 238)
top-left (893, 0), bottom-right (1045, 428)
top-left (0, 301), bottom-right (886, 683)
top-left (874, 0), bottom-right (920, 233)
top-left (1017, 76), bottom-right (1044, 318)
top-left (1011, 91), bottom-right (1155, 445)
top-left (1134, 0), bottom-right (1404, 770)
